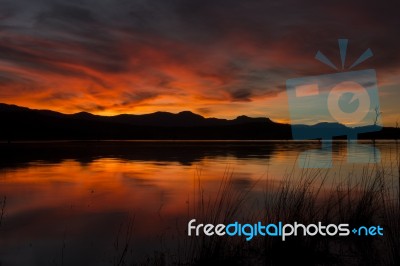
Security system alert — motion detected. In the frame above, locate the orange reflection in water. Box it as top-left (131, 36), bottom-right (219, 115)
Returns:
top-left (0, 142), bottom-right (397, 264)
top-left (0, 156), bottom-right (267, 235)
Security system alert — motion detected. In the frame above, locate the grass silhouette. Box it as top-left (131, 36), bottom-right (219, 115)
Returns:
top-left (164, 158), bottom-right (400, 265)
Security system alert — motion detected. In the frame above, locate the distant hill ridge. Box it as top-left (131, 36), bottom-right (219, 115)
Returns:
top-left (0, 103), bottom-right (273, 127)
top-left (0, 103), bottom-right (398, 140)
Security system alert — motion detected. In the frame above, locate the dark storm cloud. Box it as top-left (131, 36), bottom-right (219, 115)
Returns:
top-left (121, 91), bottom-right (159, 105)
top-left (0, 1), bottom-right (131, 77)
top-left (0, 71), bottom-right (29, 85)
top-left (169, 0), bottom-right (400, 71)
top-left (0, 42), bottom-right (95, 77)
top-left (230, 89), bottom-right (252, 101)
top-left (36, 2), bottom-right (97, 24)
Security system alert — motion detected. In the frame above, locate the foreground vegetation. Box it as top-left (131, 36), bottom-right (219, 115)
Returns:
top-left (160, 164), bottom-right (398, 266)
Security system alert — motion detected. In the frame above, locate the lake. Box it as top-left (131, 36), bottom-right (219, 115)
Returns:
top-left (0, 141), bottom-right (399, 265)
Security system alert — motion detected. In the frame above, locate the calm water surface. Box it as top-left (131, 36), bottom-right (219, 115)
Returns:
top-left (0, 141), bottom-right (398, 265)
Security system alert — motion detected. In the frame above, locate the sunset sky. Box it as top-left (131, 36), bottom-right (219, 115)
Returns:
top-left (0, 0), bottom-right (399, 126)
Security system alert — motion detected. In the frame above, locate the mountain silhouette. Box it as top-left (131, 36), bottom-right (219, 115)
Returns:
top-left (0, 103), bottom-right (398, 140)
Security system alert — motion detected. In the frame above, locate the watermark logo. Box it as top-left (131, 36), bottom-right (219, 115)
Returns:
top-left (286, 39), bottom-right (382, 168)
top-left (187, 219), bottom-right (384, 241)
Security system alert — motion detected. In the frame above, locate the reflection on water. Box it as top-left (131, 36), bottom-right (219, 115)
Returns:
top-left (298, 141), bottom-right (382, 168)
top-left (0, 141), bottom-right (398, 265)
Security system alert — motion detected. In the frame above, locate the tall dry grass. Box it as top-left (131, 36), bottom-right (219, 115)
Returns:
top-left (170, 156), bottom-right (400, 266)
